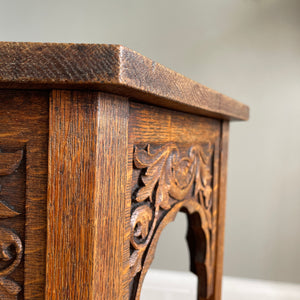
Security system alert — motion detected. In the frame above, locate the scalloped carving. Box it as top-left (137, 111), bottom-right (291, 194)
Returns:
top-left (0, 150), bottom-right (24, 299)
top-left (129, 143), bottom-right (217, 299)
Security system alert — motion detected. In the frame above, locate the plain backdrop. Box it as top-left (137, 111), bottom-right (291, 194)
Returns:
top-left (1, 0), bottom-right (300, 284)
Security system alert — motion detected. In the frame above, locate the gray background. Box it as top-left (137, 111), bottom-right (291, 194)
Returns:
top-left (2, 0), bottom-right (299, 284)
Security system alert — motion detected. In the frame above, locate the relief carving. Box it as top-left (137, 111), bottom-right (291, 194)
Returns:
top-left (130, 143), bottom-right (217, 299)
top-left (0, 151), bottom-right (24, 299)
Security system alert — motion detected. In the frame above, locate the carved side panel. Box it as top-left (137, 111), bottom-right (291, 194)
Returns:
top-left (0, 149), bottom-right (25, 299)
top-left (0, 90), bottom-right (49, 299)
top-left (129, 143), bottom-right (218, 299)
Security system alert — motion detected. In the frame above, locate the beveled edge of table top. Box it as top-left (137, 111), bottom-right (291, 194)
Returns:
top-left (0, 42), bottom-right (249, 120)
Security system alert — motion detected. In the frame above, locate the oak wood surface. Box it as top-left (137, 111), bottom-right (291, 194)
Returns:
top-left (0, 90), bottom-right (49, 299)
top-left (46, 90), bottom-right (129, 300)
top-left (0, 42), bottom-right (249, 121)
top-left (212, 121), bottom-right (229, 300)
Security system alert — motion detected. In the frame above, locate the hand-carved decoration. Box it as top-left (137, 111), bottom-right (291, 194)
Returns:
top-left (0, 151), bottom-right (23, 176)
top-left (129, 143), bottom-right (217, 299)
top-left (0, 227), bottom-right (23, 299)
top-left (0, 201), bottom-right (20, 219)
top-left (0, 150), bottom-right (24, 299)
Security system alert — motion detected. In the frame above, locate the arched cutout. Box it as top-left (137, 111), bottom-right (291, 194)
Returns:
top-left (130, 200), bottom-right (213, 299)
top-left (129, 143), bottom-right (217, 299)
top-left (140, 212), bottom-right (196, 299)
top-left (146, 212), bottom-right (190, 272)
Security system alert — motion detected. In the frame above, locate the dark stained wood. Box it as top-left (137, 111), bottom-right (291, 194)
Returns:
top-left (0, 90), bottom-right (49, 299)
top-left (0, 42), bottom-right (249, 121)
top-left (46, 90), bottom-right (129, 300)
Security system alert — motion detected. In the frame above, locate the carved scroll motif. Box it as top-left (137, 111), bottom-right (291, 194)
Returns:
top-left (0, 151), bottom-right (24, 299)
top-left (130, 143), bottom-right (217, 299)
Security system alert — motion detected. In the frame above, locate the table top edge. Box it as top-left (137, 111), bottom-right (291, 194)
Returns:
top-left (0, 42), bottom-right (249, 121)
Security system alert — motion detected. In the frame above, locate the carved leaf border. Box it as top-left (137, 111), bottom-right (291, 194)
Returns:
top-left (129, 143), bottom-right (215, 287)
top-left (0, 150), bottom-right (24, 299)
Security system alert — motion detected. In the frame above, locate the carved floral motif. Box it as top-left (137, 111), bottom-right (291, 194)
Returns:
top-left (0, 151), bottom-right (24, 299)
top-left (130, 143), bottom-right (216, 298)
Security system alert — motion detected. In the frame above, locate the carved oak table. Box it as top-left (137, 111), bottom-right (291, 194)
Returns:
top-left (0, 42), bottom-right (249, 300)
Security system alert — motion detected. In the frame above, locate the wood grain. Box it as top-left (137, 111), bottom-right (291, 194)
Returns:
top-left (0, 151), bottom-right (23, 176)
top-left (46, 90), bottom-right (129, 300)
top-left (0, 42), bottom-right (248, 121)
top-left (210, 121), bottom-right (229, 300)
top-left (0, 89), bottom-right (49, 299)
top-left (129, 101), bottom-right (221, 145)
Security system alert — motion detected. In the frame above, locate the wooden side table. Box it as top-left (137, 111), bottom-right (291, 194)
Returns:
top-left (0, 42), bottom-right (249, 300)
